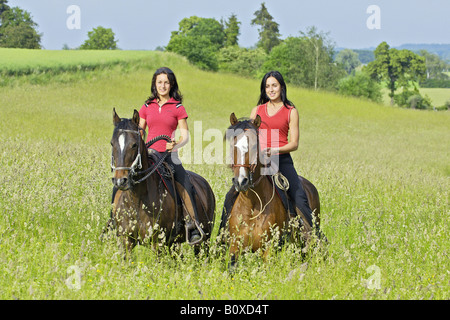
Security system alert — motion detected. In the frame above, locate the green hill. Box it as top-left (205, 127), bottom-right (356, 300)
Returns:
top-left (0, 50), bottom-right (448, 299)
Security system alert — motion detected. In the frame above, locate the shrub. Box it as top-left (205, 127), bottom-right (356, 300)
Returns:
top-left (394, 90), bottom-right (432, 109)
top-left (217, 46), bottom-right (267, 78)
top-left (337, 71), bottom-right (382, 103)
top-left (436, 99), bottom-right (450, 111)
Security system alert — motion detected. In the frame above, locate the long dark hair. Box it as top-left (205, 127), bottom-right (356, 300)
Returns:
top-left (146, 67), bottom-right (183, 104)
top-left (257, 71), bottom-right (295, 107)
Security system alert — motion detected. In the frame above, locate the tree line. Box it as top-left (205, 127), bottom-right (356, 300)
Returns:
top-left (1, 0), bottom-right (448, 110)
top-left (164, 3), bottom-right (449, 110)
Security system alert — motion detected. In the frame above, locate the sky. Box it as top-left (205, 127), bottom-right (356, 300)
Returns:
top-left (7, 0), bottom-right (450, 50)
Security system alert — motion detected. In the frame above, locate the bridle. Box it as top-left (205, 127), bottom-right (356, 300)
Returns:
top-left (111, 128), bottom-right (143, 177)
top-left (231, 128), bottom-right (262, 188)
top-left (111, 125), bottom-right (171, 185)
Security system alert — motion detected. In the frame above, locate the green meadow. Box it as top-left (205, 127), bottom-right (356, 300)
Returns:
top-left (0, 49), bottom-right (448, 300)
top-left (380, 86), bottom-right (450, 108)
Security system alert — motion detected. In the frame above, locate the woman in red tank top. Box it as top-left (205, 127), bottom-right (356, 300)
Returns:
top-left (250, 71), bottom-right (315, 227)
top-left (250, 72), bottom-right (298, 157)
top-left (220, 71), bottom-right (318, 235)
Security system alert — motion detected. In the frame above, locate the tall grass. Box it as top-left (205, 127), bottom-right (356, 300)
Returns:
top-left (0, 50), bottom-right (448, 299)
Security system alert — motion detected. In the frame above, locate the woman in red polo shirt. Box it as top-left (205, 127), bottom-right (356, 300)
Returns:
top-left (139, 67), bottom-right (201, 244)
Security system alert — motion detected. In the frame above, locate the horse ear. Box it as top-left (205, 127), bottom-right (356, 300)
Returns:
top-left (230, 112), bottom-right (238, 125)
top-left (253, 115), bottom-right (261, 129)
top-left (132, 109), bottom-right (140, 125)
top-left (113, 108), bottom-right (121, 126)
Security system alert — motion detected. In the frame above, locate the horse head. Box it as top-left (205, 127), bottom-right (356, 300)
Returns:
top-left (111, 108), bottom-right (145, 191)
top-left (227, 113), bottom-right (262, 192)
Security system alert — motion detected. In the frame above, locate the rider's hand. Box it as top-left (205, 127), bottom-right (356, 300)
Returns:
top-left (166, 139), bottom-right (176, 152)
top-left (263, 147), bottom-right (280, 157)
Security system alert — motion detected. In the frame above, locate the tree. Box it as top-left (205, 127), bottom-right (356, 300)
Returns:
top-left (259, 36), bottom-right (308, 86)
top-left (218, 46), bottom-right (266, 77)
top-left (80, 26), bottom-right (118, 50)
top-left (299, 26), bottom-right (346, 91)
top-left (222, 13), bottom-right (240, 47)
top-left (166, 16), bottom-right (226, 71)
top-left (364, 42), bottom-right (426, 105)
top-left (418, 50), bottom-right (449, 80)
top-left (0, 2), bottom-right (42, 49)
top-left (335, 49), bottom-right (361, 75)
top-left (0, 0), bottom-right (10, 19)
top-left (251, 2), bottom-right (281, 53)
top-left (260, 29), bottom-right (345, 90)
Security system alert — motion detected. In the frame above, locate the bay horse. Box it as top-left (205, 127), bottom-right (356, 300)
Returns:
top-left (224, 113), bottom-right (321, 265)
top-left (108, 108), bottom-right (215, 255)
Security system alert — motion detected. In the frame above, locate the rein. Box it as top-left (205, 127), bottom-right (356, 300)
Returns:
top-left (248, 172), bottom-right (289, 220)
top-left (134, 134), bottom-right (172, 184)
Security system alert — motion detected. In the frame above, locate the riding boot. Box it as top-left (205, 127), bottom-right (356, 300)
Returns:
top-left (175, 182), bottom-right (204, 245)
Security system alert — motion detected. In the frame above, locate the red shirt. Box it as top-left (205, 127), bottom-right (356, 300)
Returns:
top-left (139, 98), bottom-right (188, 152)
top-left (256, 103), bottom-right (293, 151)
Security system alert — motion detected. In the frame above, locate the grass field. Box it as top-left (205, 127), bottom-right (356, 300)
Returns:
top-left (0, 49), bottom-right (448, 300)
top-left (420, 88), bottom-right (450, 107)
top-left (0, 48), bottom-right (154, 75)
top-left (381, 87), bottom-right (450, 108)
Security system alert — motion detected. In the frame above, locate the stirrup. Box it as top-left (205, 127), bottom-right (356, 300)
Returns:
top-left (185, 220), bottom-right (206, 245)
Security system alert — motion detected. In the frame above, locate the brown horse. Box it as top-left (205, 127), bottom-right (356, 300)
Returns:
top-left (224, 113), bottom-right (321, 265)
top-left (108, 109), bottom-right (215, 255)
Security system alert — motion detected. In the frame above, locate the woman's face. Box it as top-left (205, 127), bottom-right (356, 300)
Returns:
top-left (265, 76), bottom-right (282, 102)
top-left (155, 73), bottom-right (171, 99)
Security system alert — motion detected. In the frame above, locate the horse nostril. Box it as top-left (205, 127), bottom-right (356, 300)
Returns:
top-left (115, 177), bottom-right (128, 189)
top-left (232, 177), bottom-right (239, 191)
top-left (241, 177), bottom-right (248, 186)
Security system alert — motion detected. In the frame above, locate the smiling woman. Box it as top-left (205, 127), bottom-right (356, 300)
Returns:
top-left (249, 71), bottom-right (321, 232)
top-left (137, 67), bottom-right (206, 244)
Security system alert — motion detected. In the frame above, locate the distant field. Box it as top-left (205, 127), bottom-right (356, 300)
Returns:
top-left (0, 48), bottom-right (155, 76)
top-left (420, 88), bottom-right (450, 106)
top-left (0, 50), bottom-right (448, 300)
top-left (381, 87), bottom-right (450, 108)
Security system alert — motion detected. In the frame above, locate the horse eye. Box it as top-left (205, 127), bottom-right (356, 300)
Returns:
top-left (131, 143), bottom-right (137, 149)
